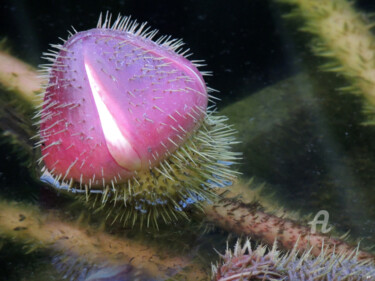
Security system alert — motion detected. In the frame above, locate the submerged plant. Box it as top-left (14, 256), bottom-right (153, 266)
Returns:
top-left (213, 239), bottom-right (375, 281)
top-left (1, 1), bottom-right (375, 280)
top-left (279, 0), bottom-right (375, 124)
top-left (35, 13), bottom-right (239, 228)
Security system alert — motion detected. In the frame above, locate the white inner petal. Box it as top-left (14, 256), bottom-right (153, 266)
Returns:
top-left (84, 61), bottom-right (141, 171)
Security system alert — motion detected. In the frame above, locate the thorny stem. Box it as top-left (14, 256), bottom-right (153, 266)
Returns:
top-left (278, 0), bottom-right (375, 122)
top-left (0, 199), bottom-right (208, 280)
top-left (205, 197), bottom-right (374, 261)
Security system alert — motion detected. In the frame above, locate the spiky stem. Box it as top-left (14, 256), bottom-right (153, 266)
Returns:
top-left (278, 0), bottom-right (375, 123)
top-left (213, 239), bottom-right (375, 280)
top-left (0, 199), bottom-right (208, 280)
top-left (205, 197), bottom-right (374, 262)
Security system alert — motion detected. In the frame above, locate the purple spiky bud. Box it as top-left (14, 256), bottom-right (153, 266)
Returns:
top-left (36, 14), bottom-right (238, 227)
top-left (39, 20), bottom-right (207, 185)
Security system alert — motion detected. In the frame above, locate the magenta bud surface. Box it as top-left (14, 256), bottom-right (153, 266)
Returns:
top-left (36, 15), bottom-right (238, 227)
top-left (39, 27), bottom-right (208, 186)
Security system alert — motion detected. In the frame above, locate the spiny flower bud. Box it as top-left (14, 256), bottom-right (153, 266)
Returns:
top-left (35, 13), bottom-right (239, 227)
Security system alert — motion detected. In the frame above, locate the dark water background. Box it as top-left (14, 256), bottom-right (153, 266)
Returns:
top-left (0, 0), bottom-right (309, 107)
top-left (1, 0), bottom-right (375, 280)
top-left (0, 0), bottom-right (374, 106)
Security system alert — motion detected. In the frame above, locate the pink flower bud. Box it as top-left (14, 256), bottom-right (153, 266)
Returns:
top-left (36, 14), bottom-right (238, 227)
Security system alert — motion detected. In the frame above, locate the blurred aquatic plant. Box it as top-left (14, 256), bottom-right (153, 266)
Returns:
top-left (279, 0), bottom-right (375, 124)
top-left (1, 1), bottom-right (375, 280)
top-left (0, 199), bottom-right (207, 280)
top-left (0, 41), bottom-right (43, 104)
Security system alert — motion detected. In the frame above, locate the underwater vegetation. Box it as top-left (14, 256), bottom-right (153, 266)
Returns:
top-left (279, 0), bottom-right (375, 124)
top-left (36, 13), bottom-right (239, 228)
top-left (1, 0), bottom-right (375, 280)
top-left (213, 239), bottom-right (375, 280)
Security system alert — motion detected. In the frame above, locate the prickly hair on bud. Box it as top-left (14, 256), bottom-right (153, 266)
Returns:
top-left (212, 238), bottom-right (375, 281)
top-left (35, 13), bottom-right (240, 228)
